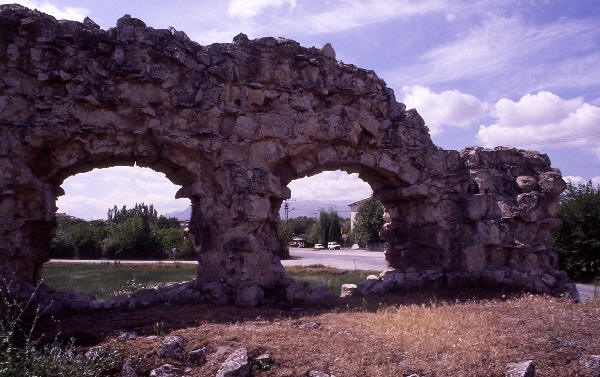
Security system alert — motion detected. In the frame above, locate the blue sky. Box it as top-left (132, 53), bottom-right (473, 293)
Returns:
top-left (4, 0), bottom-right (600, 219)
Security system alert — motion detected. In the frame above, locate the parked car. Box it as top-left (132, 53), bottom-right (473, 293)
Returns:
top-left (313, 243), bottom-right (325, 250)
top-left (327, 242), bottom-right (341, 250)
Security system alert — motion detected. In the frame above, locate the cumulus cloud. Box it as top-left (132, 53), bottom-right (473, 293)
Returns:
top-left (228, 0), bottom-right (296, 18)
top-left (2, 0), bottom-right (88, 21)
top-left (56, 166), bottom-right (190, 220)
top-left (401, 85), bottom-right (489, 135)
top-left (288, 170), bottom-right (372, 201)
top-left (477, 91), bottom-right (600, 155)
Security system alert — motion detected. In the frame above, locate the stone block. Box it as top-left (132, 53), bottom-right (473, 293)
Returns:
top-left (340, 284), bottom-right (357, 298)
top-left (578, 355), bottom-right (600, 377)
top-left (505, 360), bottom-right (535, 377)
top-left (216, 348), bottom-right (249, 377)
top-left (516, 175), bottom-right (538, 193)
top-left (157, 336), bottom-right (185, 361)
top-left (463, 245), bottom-right (487, 271)
top-left (235, 285), bottom-right (264, 306)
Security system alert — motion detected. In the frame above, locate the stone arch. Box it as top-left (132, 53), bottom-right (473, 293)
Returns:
top-left (0, 5), bottom-right (573, 307)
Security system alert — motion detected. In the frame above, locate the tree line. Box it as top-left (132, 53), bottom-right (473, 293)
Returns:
top-left (553, 180), bottom-right (600, 282)
top-left (51, 203), bottom-right (195, 260)
top-left (277, 197), bottom-right (385, 258)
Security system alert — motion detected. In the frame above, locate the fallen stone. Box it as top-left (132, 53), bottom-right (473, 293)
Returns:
top-left (121, 357), bottom-right (137, 377)
top-left (188, 347), bottom-right (207, 366)
top-left (149, 364), bottom-right (183, 377)
top-left (505, 360), bottom-right (535, 377)
top-left (117, 330), bottom-right (138, 341)
top-left (252, 353), bottom-right (273, 371)
top-left (85, 345), bottom-right (112, 361)
top-left (216, 348), bottom-right (249, 377)
top-left (297, 322), bottom-right (319, 330)
top-left (157, 336), bottom-right (185, 361)
top-left (579, 355), bottom-right (600, 377)
top-left (308, 371), bottom-right (336, 377)
top-left (340, 283), bottom-right (357, 298)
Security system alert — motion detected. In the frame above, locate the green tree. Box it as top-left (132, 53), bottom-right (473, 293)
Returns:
top-left (309, 209), bottom-right (343, 245)
top-left (276, 220), bottom-right (291, 259)
top-left (287, 216), bottom-right (316, 236)
top-left (154, 227), bottom-right (196, 260)
top-left (553, 180), bottom-right (600, 281)
top-left (50, 217), bottom-right (107, 259)
top-left (352, 197), bottom-right (384, 247)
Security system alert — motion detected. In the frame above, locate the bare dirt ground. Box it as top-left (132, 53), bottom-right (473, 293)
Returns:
top-left (45, 289), bottom-right (600, 377)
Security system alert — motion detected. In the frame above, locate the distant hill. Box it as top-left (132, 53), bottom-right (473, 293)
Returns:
top-left (165, 207), bottom-right (192, 220)
top-left (282, 199), bottom-right (355, 219)
top-left (165, 199), bottom-right (359, 221)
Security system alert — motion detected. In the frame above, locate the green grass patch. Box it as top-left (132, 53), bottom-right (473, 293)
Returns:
top-left (43, 263), bottom-right (197, 300)
top-left (43, 262), bottom-right (377, 300)
top-left (286, 264), bottom-right (379, 294)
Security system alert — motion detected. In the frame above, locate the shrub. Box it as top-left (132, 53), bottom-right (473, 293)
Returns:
top-left (0, 281), bottom-right (118, 377)
top-left (553, 180), bottom-right (600, 281)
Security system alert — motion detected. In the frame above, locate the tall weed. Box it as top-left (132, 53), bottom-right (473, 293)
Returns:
top-left (0, 280), bottom-right (118, 377)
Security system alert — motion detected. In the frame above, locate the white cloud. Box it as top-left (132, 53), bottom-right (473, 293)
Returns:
top-left (56, 166), bottom-right (190, 220)
top-left (300, 0), bottom-right (444, 34)
top-left (563, 176), bottom-right (600, 187)
top-left (228, 0), bottom-right (296, 18)
top-left (387, 14), bottom-right (600, 96)
top-left (288, 170), bottom-right (372, 201)
top-left (476, 91), bottom-right (600, 155)
top-left (401, 85), bottom-right (489, 135)
top-left (1, 0), bottom-right (88, 21)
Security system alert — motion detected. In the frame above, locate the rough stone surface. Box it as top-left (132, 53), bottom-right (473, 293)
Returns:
top-left (579, 355), bottom-right (600, 377)
top-left (308, 371), bottom-right (336, 377)
top-left (216, 348), bottom-right (249, 377)
top-left (157, 336), bottom-right (185, 361)
top-left (187, 347), bottom-right (207, 366)
top-left (85, 345), bottom-right (112, 361)
top-left (121, 357), bottom-right (137, 377)
top-left (340, 283), bottom-right (357, 298)
top-left (505, 360), bottom-right (535, 377)
top-left (0, 5), bottom-right (572, 306)
top-left (149, 364), bottom-right (183, 377)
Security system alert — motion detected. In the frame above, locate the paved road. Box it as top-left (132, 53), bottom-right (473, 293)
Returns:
top-left (281, 247), bottom-right (388, 271)
top-left (51, 247), bottom-right (388, 271)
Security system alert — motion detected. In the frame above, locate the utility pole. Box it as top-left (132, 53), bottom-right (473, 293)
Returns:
top-left (283, 199), bottom-right (296, 227)
top-left (282, 199), bottom-right (295, 257)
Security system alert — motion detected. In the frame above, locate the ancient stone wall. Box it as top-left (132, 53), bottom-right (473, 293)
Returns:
top-left (0, 5), bottom-right (571, 306)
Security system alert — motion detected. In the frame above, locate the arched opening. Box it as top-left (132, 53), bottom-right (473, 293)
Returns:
top-left (45, 165), bottom-right (196, 301)
top-left (280, 169), bottom-right (392, 295)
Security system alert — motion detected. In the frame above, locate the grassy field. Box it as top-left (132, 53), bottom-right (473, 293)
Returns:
top-left (38, 262), bottom-right (600, 376)
top-left (43, 263), bottom-right (377, 299)
top-left (43, 262), bottom-right (198, 300)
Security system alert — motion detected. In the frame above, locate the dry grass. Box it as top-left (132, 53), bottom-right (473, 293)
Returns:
top-left (49, 291), bottom-right (600, 377)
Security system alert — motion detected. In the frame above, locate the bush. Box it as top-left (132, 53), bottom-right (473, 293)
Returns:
top-left (0, 281), bottom-right (118, 376)
top-left (553, 180), bottom-right (600, 281)
top-left (352, 197), bottom-right (384, 247)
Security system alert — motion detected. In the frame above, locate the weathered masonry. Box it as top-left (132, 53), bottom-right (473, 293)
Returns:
top-left (0, 5), bottom-right (572, 306)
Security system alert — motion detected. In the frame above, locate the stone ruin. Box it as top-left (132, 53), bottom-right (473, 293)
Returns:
top-left (0, 5), bottom-right (574, 307)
